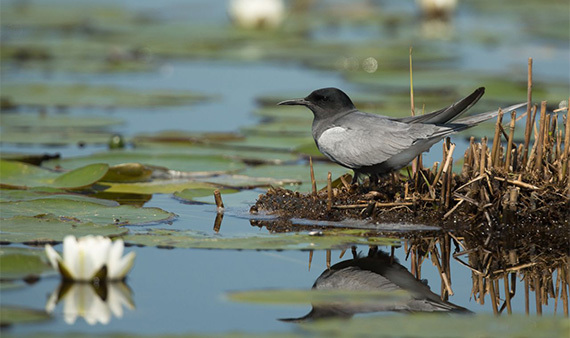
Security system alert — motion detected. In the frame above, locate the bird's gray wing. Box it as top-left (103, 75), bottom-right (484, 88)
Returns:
top-left (316, 112), bottom-right (449, 169)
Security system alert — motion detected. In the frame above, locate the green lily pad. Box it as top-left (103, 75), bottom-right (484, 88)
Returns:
top-left (0, 189), bottom-right (118, 206)
top-left (101, 180), bottom-right (222, 195)
top-left (220, 135), bottom-right (314, 152)
top-left (42, 151), bottom-right (245, 174)
top-left (102, 163), bottom-right (154, 183)
top-left (0, 215), bottom-right (128, 244)
top-left (0, 130), bottom-right (115, 146)
top-left (0, 198), bottom-right (175, 227)
top-left (253, 106), bottom-right (314, 121)
top-left (174, 188), bottom-right (239, 204)
top-left (0, 3), bottom-right (135, 29)
top-left (1, 113), bottom-right (123, 129)
top-left (240, 120), bottom-right (311, 137)
top-left (133, 139), bottom-right (298, 165)
top-left (196, 174), bottom-right (302, 189)
top-left (0, 160), bottom-right (108, 189)
top-left (0, 247), bottom-right (53, 280)
top-left (124, 229), bottom-right (398, 250)
top-left (0, 306), bottom-right (51, 326)
top-left (243, 162), bottom-right (350, 184)
top-left (300, 314), bottom-right (569, 338)
top-left (1, 83), bottom-right (207, 108)
top-left (228, 288), bottom-right (408, 306)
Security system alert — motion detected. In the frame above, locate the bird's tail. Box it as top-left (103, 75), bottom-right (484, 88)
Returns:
top-left (453, 102), bottom-right (527, 126)
top-left (431, 102), bottom-right (527, 138)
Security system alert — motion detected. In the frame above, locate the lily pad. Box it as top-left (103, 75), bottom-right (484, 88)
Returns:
top-left (0, 130), bottom-right (115, 146)
top-left (101, 180), bottom-right (222, 195)
top-left (0, 113), bottom-right (123, 129)
top-left (0, 215), bottom-right (128, 244)
top-left (102, 163), bottom-right (154, 183)
top-left (0, 306), bottom-right (51, 326)
top-left (174, 188), bottom-right (240, 204)
top-left (1, 84), bottom-right (207, 108)
top-left (0, 189), bottom-right (118, 206)
top-left (240, 120), bottom-right (311, 137)
top-left (0, 247), bottom-right (53, 280)
top-left (0, 160), bottom-right (108, 189)
top-left (0, 198), bottom-right (175, 226)
top-left (124, 229), bottom-right (399, 250)
top-left (228, 288), bottom-right (408, 306)
top-left (42, 151), bottom-right (245, 174)
top-left (300, 314), bottom-right (569, 337)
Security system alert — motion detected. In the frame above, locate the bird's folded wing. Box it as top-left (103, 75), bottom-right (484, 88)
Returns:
top-left (317, 114), bottom-right (445, 169)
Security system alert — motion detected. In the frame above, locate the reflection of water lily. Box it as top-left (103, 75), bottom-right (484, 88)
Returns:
top-left (46, 281), bottom-right (135, 325)
top-left (45, 235), bottom-right (135, 282)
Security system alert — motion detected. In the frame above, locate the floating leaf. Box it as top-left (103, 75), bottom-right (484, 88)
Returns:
top-left (1, 83), bottom-right (207, 108)
top-left (0, 130), bottom-right (115, 146)
top-left (101, 180), bottom-right (222, 195)
top-left (0, 189), bottom-right (118, 206)
top-left (0, 160), bottom-right (108, 189)
top-left (42, 151), bottom-right (245, 174)
top-left (102, 163), bottom-right (153, 183)
top-left (124, 229), bottom-right (399, 250)
top-left (1, 113), bottom-right (123, 129)
top-left (300, 314), bottom-right (569, 338)
top-left (0, 306), bottom-right (51, 326)
top-left (0, 247), bottom-right (53, 280)
top-left (0, 198), bottom-right (175, 226)
top-left (0, 215), bottom-right (128, 244)
top-left (174, 188), bottom-right (239, 204)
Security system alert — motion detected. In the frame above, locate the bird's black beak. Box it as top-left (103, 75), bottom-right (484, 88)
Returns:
top-left (277, 98), bottom-right (309, 106)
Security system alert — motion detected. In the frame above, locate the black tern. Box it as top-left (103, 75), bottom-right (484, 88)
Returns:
top-left (278, 87), bottom-right (525, 184)
top-left (281, 249), bottom-right (470, 322)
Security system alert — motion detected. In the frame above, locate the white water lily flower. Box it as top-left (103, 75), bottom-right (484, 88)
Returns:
top-left (45, 235), bottom-right (135, 282)
top-left (228, 0), bottom-right (285, 29)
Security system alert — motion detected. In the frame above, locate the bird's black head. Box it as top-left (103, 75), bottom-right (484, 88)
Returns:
top-left (278, 87), bottom-right (356, 120)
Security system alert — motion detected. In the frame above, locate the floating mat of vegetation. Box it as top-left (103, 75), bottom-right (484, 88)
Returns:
top-left (0, 161), bottom-right (109, 189)
top-left (124, 229), bottom-right (399, 251)
top-left (1, 84), bottom-right (208, 108)
top-left (0, 247), bottom-right (53, 280)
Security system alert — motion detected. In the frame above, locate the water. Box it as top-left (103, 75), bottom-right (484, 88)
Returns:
top-left (1, 0), bottom-right (567, 335)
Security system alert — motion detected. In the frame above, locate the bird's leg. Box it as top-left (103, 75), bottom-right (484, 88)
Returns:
top-left (369, 173), bottom-right (380, 190)
top-left (351, 171), bottom-right (360, 185)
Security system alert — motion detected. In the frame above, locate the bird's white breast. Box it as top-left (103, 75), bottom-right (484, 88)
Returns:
top-left (316, 126), bottom-right (349, 160)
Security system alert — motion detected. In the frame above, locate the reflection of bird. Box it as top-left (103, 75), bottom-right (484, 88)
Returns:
top-left (279, 87), bottom-right (524, 184)
top-left (281, 250), bottom-right (470, 321)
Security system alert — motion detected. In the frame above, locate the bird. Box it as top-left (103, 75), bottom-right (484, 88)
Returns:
top-left (278, 87), bottom-right (525, 185)
top-left (280, 249), bottom-right (470, 322)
